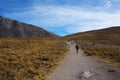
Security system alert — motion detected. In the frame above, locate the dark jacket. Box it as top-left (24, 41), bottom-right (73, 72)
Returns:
top-left (75, 45), bottom-right (79, 49)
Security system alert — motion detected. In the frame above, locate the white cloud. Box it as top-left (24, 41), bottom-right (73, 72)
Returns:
top-left (104, 0), bottom-right (112, 8)
top-left (4, 5), bottom-right (120, 35)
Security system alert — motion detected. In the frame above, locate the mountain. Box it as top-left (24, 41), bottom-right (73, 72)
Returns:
top-left (64, 27), bottom-right (120, 45)
top-left (0, 16), bottom-right (58, 38)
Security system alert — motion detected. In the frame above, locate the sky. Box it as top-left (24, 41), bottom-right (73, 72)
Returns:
top-left (0, 0), bottom-right (120, 36)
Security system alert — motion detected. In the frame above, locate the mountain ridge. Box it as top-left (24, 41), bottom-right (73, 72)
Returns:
top-left (64, 26), bottom-right (120, 45)
top-left (0, 16), bottom-right (58, 38)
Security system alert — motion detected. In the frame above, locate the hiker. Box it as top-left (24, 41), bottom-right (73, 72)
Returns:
top-left (75, 44), bottom-right (79, 53)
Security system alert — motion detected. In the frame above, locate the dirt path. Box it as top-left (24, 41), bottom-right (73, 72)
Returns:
top-left (47, 42), bottom-right (120, 80)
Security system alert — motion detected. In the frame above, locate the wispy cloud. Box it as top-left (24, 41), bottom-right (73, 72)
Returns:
top-left (104, 0), bottom-right (112, 8)
top-left (3, 0), bottom-right (120, 36)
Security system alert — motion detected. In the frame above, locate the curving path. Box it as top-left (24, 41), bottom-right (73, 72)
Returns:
top-left (47, 42), bottom-right (120, 80)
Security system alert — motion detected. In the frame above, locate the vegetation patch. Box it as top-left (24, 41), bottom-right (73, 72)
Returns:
top-left (0, 38), bottom-right (68, 80)
top-left (81, 45), bottom-right (120, 67)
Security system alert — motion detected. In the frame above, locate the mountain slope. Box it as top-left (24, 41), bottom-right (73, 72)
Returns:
top-left (0, 16), bottom-right (58, 38)
top-left (65, 27), bottom-right (120, 45)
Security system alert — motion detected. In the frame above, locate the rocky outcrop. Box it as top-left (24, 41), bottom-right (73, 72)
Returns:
top-left (0, 16), bottom-right (58, 38)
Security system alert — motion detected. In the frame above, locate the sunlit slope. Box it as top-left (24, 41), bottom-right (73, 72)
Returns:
top-left (65, 27), bottom-right (120, 45)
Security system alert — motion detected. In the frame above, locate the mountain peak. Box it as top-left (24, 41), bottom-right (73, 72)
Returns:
top-left (0, 16), bottom-right (58, 38)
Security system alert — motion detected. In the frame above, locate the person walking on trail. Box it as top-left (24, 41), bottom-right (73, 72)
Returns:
top-left (75, 44), bottom-right (79, 53)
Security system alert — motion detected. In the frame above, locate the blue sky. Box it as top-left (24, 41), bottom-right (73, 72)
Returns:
top-left (0, 0), bottom-right (120, 36)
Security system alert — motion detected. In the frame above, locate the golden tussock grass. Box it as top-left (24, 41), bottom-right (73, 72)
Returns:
top-left (0, 38), bottom-right (68, 80)
top-left (81, 45), bottom-right (120, 67)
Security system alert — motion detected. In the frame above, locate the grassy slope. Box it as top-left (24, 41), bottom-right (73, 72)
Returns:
top-left (65, 26), bottom-right (120, 46)
top-left (64, 26), bottom-right (120, 67)
top-left (0, 38), bottom-right (68, 80)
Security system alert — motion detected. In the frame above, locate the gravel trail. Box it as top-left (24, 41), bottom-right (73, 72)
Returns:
top-left (48, 42), bottom-right (120, 80)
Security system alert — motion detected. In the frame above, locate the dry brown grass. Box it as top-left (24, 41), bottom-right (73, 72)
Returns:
top-left (0, 38), bottom-right (68, 80)
top-left (81, 45), bottom-right (120, 67)
top-left (65, 27), bottom-right (120, 46)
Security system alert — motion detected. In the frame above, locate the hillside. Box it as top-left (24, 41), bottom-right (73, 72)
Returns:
top-left (65, 27), bottom-right (120, 46)
top-left (0, 16), bottom-right (58, 38)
